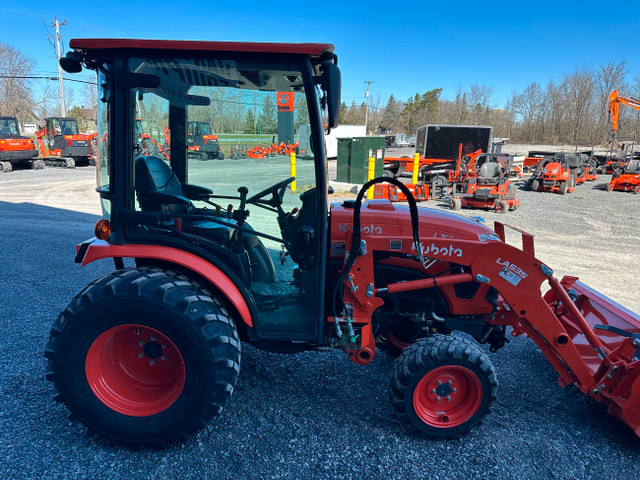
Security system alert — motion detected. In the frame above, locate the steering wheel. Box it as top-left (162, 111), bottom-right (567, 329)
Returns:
top-left (247, 177), bottom-right (295, 209)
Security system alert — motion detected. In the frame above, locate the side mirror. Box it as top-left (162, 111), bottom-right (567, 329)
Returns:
top-left (60, 52), bottom-right (83, 74)
top-left (322, 61), bottom-right (341, 130)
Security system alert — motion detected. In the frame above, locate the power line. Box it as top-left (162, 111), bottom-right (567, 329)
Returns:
top-left (0, 75), bottom-right (97, 85)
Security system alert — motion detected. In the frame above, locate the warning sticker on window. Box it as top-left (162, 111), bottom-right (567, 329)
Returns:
top-left (499, 267), bottom-right (522, 286)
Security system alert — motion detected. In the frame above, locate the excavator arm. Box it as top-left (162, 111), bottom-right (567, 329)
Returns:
top-left (609, 89), bottom-right (640, 132)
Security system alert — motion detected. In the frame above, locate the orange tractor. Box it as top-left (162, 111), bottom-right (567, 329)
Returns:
top-left (449, 153), bottom-right (520, 213)
top-left (35, 117), bottom-right (94, 167)
top-left (48, 38), bottom-right (640, 448)
top-left (0, 116), bottom-right (41, 171)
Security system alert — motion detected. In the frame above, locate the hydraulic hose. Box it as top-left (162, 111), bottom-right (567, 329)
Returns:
top-left (331, 177), bottom-right (423, 320)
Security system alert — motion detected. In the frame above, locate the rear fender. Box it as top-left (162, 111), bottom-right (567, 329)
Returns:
top-left (78, 239), bottom-right (253, 327)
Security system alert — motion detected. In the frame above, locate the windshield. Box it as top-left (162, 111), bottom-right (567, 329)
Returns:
top-left (131, 57), bottom-right (315, 242)
top-left (0, 118), bottom-right (20, 136)
top-left (96, 71), bottom-right (111, 198)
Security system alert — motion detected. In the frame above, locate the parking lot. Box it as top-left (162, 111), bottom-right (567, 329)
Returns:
top-left (1, 155), bottom-right (639, 480)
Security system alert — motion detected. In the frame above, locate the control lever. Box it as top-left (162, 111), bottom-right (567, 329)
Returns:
top-left (233, 187), bottom-right (249, 228)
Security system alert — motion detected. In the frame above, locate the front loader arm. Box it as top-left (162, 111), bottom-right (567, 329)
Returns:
top-left (335, 216), bottom-right (640, 434)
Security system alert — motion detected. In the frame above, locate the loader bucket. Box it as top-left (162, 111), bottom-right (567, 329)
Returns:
top-left (544, 276), bottom-right (640, 435)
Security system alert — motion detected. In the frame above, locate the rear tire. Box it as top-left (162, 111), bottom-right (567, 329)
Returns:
top-left (45, 267), bottom-right (241, 447)
top-left (389, 334), bottom-right (497, 438)
top-left (217, 151), bottom-right (225, 160)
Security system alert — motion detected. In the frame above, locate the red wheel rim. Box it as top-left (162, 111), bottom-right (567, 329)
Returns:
top-left (413, 366), bottom-right (482, 428)
top-left (85, 324), bottom-right (186, 416)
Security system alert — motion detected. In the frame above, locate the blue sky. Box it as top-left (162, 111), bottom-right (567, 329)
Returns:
top-left (2, 1), bottom-right (639, 109)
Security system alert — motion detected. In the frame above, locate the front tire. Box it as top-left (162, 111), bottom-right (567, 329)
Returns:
top-left (45, 267), bottom-right (241, 447)
top-left (389, 334), bottom-right (497, 438)
top-left (531, 179), bottom-right (540, 192)
top-left (496, 199), bottom-right (509, 213)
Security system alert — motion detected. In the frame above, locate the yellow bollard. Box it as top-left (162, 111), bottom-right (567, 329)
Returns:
top-left (290, 152), bottom-right (297, 192)
top-left (412, 152), bottom-right (420, 185)
top-left (367, 156), bottom-right (375, 199)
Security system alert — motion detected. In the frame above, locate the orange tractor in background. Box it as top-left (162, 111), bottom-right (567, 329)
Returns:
top-left (35, 117), bottom-right (93, 167)
top-left (0, 116), bottom-right (40, 172)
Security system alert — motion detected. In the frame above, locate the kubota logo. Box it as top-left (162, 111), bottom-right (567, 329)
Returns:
top-left (338, 223), bottom-right (382, 234)
top-left (412, 242), bottom-right (463, 258)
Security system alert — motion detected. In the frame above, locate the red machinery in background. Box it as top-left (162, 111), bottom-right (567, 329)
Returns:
top-left (35, 117), bottom-right (93, 167)
top-left (0, 116), bottom-right (40, 171)
top-left (450, 153), bottom-right (520, 213)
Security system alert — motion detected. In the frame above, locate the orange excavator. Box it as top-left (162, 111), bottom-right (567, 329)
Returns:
top-left (35, 117), bottom-right (94, 167)
top-left (609, 90), bottom-right (640, 134)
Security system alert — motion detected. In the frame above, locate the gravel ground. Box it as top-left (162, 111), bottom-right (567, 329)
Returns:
top-left (1, 151), bottom-right (639, 480)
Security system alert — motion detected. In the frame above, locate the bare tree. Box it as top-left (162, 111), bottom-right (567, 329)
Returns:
top-left (468, 85), bottom-right (495, 125)
top-left (561, 67), bottom-right (597, 143)
top-left (514, 82), bottom-right (543, 141)
top-left (0, 42), bottom-right (36, 120)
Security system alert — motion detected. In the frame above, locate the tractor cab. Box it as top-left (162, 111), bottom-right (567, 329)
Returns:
top-left (64, 39), bottom-right (340, 345)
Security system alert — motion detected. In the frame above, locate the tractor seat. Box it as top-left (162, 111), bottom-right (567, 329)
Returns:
top-left (477, 162), bottom-right (501, 185)
top-left (625, 160), bottom-right (640, 173)
top-left (134, 155), bottom-right (240, 245)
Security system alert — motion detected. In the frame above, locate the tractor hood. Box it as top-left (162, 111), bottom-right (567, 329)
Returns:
top-left (330, 199), bottom-right (498, 244)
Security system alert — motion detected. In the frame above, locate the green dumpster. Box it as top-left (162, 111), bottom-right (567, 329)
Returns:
top-left (336, 137), bottom-right (385, 184)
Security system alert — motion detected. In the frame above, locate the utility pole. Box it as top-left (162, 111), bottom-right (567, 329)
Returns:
top-left (364, 80), bottom-right (373, 134)
top-left (52, 16), bottom-right (67, 116)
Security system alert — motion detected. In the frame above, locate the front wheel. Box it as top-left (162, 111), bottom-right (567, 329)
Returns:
top-left (45, 267), bottom-right (241, 447)
top-left (389, 334), bottom-right (497, 438)
top-left (559, 180), bottom-right (568, 195)
top-left (531, 179), bottom-right (540, 192)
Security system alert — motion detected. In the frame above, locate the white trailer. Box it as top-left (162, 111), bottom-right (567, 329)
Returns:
top-left (324, 124), bottom-right (366, 158)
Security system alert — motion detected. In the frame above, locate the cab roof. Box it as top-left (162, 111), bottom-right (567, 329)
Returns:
top-left (69, 39), bottom-right (335, 58)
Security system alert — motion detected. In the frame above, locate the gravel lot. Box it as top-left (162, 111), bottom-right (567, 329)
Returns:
top-left (1, 150), bottom-right (639, 480)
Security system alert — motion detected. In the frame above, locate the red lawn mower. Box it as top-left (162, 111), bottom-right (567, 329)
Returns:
top-left (450, 153), bottom-right (519, 213)
top-left (608, 158), bottom-right (640, 193)
top-left (529, 153), bottom-right (581, 194)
